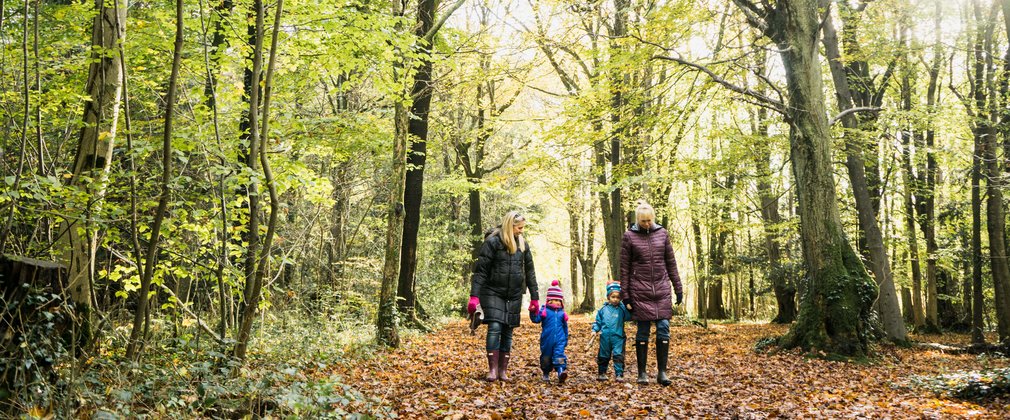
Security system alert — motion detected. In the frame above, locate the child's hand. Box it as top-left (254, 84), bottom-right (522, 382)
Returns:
top-left (528, 300), bottom-right (539, 312)
top-left (467, 296), bottom-right (480, 314)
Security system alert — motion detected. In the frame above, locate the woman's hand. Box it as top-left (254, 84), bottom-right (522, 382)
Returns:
top-left (467, 296), bottom-right (480, 314)
top-left (623, 299), bottom-right (633, 311)
top-left (528, 300), bottom-right (539, 312)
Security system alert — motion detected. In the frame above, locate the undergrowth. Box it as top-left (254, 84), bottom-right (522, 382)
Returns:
top-left (38, 310), bottom-right (432, 418)
top-left (909, 367), bottom-right (1010, 401)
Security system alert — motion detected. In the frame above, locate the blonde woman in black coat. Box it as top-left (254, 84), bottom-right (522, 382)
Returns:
top-left (467, 211), bottom-right (540, 382)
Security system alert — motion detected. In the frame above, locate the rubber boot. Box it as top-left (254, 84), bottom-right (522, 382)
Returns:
top-left (497, 352), bottom-right (511, 382)
top-left (597, 357), bottom-right (609, 381)
top-left (540, 353), bottom-right (552, 382)
top-left (486, 350), bottom-right (499, 382)
top-left (635, 340), bottom-right (649, 384)
top-left (555, 357), bottom-right (568, 385)
top-left (656, 339), bottom-right (671, 386)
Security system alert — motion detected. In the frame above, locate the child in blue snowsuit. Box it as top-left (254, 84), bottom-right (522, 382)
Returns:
top-left (530, 280), bottom-right (569, 384)
top-left (592, 281), bottom-right (633, 381)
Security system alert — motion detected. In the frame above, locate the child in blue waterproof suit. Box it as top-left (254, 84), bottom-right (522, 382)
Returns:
top-left (530, 280), bottom-right (569, 384)
top-left (591, 281), bottom-right (633, 381)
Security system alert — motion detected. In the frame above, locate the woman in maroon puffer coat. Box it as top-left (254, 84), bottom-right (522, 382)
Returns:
top-left (619, 202), bottom-right (683, 386)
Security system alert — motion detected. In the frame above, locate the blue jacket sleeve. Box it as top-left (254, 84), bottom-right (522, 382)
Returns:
top-left (561, 312), bottom-right (569, 348)
top-left (529, 306), bottom-right (545, 323)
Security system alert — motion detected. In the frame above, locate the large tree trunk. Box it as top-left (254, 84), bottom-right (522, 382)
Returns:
top-left (397, 0), bottom-right (436, 320)
top-left (62, 0), bottom-right (127, 352)
top-left (821, 11), bottom-right (906, 342)
top-left (743, 0), bottom-right (877, 356)
top-left (604, 0), bottom-right (629, 281)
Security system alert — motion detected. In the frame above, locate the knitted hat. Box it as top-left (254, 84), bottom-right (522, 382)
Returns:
top-left (606, 281), bottom-right (621, 296)
top-left (546, 280), bottom-right (564, 304)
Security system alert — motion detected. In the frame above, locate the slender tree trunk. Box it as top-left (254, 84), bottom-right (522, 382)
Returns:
top-left (568, 185), bottom-right (581, 306)
top-left (898, 38), bottom-right (927, 330)
top-left (706, 176), bottom-right (731, 319)
top-left (751, 53), bottom-right (794, 324)
top-left (969, 0), bottom-right (985, 345)
top-left (126, 0), bottom-right (184, 360)
top-left (577, 196), bottom-right (597, 313)
top-left (235, 0), bottom-right (284, 360)
top-left (822, 11), bottom-right (906, 342)
top-left (920, 0), bottom-right (942, 331)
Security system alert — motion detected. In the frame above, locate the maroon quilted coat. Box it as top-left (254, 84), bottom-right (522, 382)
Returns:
top-left (619, 223), bottom-right (683, 321)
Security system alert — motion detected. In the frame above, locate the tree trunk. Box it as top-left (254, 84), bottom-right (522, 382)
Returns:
top-left (605, 0), bottom-right (629, 281)
top-left (706, 176), bottom-right (731, 319)
top-left (126, 0), bottom-right (184, 360)
top-left (235, 0), bottom-right (283, 360)
top-left (397, 0), bottom-right (436, 320)
top-left (378, 100), bottom-right (407, 347)
top-left (899, 45), bottom-right (927, 330)
top-left (61, 0), bottom-right (127, 352)
top-left (918, 0), bottom-right (942, 332)
top-left (901, 287), bottom-right (914, 323)
top-left (744, 0), bottom-right (877, 356)
top-left (821, 11), bottom-right (906, 342)
top-left (568, 192), bottom-right (581, 307)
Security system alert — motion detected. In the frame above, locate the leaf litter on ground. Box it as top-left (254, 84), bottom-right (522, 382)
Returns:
top-left (325, 315), bottom-right (1010, 418)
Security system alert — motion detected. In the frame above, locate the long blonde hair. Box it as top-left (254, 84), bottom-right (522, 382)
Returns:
top-left (500, 210), bottom-right (527, 254)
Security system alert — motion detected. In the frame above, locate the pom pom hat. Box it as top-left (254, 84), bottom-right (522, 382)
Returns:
top-left (606, 281), bottom-right (621, 296)
top-left (546, 280), bottom-right (564, 304)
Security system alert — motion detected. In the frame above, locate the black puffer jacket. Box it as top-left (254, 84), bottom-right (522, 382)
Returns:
top-left (470, 230), bottom-right (539, 327)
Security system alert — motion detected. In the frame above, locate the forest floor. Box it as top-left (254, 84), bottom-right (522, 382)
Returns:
top-left (326, 315), bottom-right (1010, 419)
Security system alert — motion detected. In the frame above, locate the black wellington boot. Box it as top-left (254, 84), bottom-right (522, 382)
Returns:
top-left (635, 340), bottom-right (649, 384)
top-left (656, 339), bottom-right (671, 386)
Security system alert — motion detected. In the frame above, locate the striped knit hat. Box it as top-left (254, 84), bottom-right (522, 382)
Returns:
top-left (546, 280), bottom-right (564, 304)
top-left (606, 281), bottom-right (621, 296)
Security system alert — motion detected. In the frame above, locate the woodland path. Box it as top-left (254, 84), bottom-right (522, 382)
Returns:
top-left (328, 316), bottom-right (1010, 418)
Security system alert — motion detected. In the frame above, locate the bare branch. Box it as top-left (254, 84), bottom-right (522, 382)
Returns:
top-left (829, 107), bottom-right (881, 127)
top-left (653, 54), bottom-right (786, 114)
top-left (730, 0), bottom-right (769, 33)
top-left (423, 0), bottom-right (466, 44)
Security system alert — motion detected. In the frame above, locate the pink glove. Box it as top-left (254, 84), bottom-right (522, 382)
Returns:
top-left (528, 300), bottom-right (539, 312)
top-left (467, 296), bottom-right (480, 314)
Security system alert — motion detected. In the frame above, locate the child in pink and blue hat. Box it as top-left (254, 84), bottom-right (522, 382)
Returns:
top-left (529, 280), bottom-right (569, 384)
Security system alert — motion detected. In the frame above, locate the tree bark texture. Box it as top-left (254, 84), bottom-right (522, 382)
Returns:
top-left (822, 10), bottom-right (906, 342)
top-left (62, 0), bottom-right (127, 351)
top-left (397, 0), bottom-right (436, 319)
top-left (736, 0), bottom-right (878, 356)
